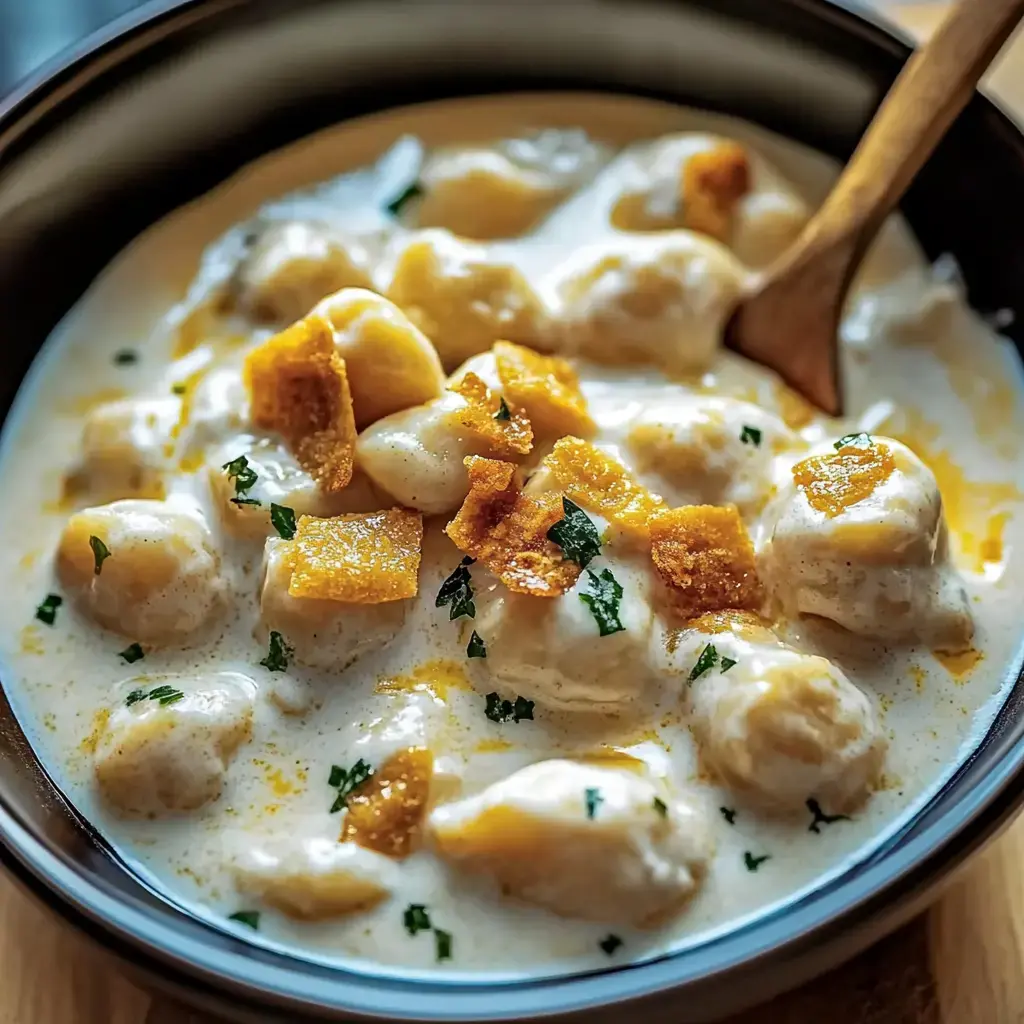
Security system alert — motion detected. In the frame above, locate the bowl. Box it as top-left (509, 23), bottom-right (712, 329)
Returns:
top-left (2, 1), bottom-right (1024, 1020)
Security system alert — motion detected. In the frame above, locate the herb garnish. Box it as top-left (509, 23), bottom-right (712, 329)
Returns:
top-left (806, 798), bottom-right (851, 834)
top-left (435, 556), bottom-right (476, 620)
top-left (833, 432), bottom-right (872, 451)
top-left (228, 910), bottom-right (260, 929)
top-left (119, 643), bottom-right (145, 664)
top-left (687, 643), bottom-right (719, 684)
top-left (579, 568), bottom-right (625, 636)
top-left (386, 181), bottom-right (423, 217)
top-left (434, 928), bottom-right (453, 961)
top-left (403, 904), bottom-right (432, 935)
top-left (652, 796), bottom-right (668, 818)
top-left (230, 497), bottom-right (262, 507)
top-left (222, 454), bottom-right (259, 502)
top-left (113, 349), bottom-right (138, 366)
top-left (35, 594), bottom-right (62, 626)
top-left (484, 692), bottom-right (534, 723)
top-left (259, 631), bottom-right (292, 672)
top-left (584, 787), bottom-right (603, 820)
top-left (720, 806), bottom-right (737, 825)
top-left (740, 425), bottom-right (762, 447)
top-left (494, 397), bottom-right (512, 421)
top-left (270, 503), bottom-right (297, 540)
top-left (126, 684), bottom-right (183, 707)
top-left (467, 631), bottom-right (487, 659)
top-left (328, 758), bottom-right (375, 813)
top-left (744, 851), bottom-right (771, 872)
top-left (720, 656), bottom-right (738, 673)
top-left (171, 382), bottom-right (188, 395)
top-left (547, 497), bottom-right (602, 568)
top-left (89, 535), bottom-right (111, 575)
top-left (599, 934), bottom-right (623, 956)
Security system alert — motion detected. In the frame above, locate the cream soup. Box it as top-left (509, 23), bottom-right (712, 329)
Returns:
top-left (1, 94), bottom-right (1023, 978)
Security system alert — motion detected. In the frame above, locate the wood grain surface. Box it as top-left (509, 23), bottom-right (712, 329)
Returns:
top-left (3, 4), bottom-right (1024, 1023)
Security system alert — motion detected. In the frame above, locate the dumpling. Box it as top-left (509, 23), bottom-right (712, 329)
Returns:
top-left (552, 232), bottom-right (748, 375)
top-left (94, 672), bottom-right (254, 817)
top-left (430, 759), bottom-right (712, 926)
top-left (56, 499), bottom-right (225, 643)
top-left (762, 434), bottom-right (974, 646)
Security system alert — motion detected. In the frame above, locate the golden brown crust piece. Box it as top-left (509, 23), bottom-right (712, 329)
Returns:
top-left (493, 340), bottom-right (595, 438)
top-left (445, 456), bottom-right (580, 597)
top-left (682, 141), bottom-right (751, 243)
top-left (288, 510), bottom-right (423, 603)
top-left (542, 436), bottom-right (664, 537)
top-left (244, 317), bottom-right (357, 493)
top-left (792, 441), bottom-right (896, 519)
top-left (650, 505), bottom-right (763, 619)
top-left (446, 371), bottom-right (534, 456)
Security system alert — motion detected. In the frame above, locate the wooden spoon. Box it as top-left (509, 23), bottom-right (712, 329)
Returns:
top-left (725, 0), bottom-right (1024, 416)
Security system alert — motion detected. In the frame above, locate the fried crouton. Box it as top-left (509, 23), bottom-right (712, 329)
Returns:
top-left (682, 141), bottom-right (751, 242)
top-left (446, 371), bottom-right (534, 456)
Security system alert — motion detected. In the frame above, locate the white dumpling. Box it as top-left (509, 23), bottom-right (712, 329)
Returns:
top-left (94, 672), bottom-right (254, 817)
top-left (257, 536), bottom-right (405, 669)
top-left (551, 232), bottom-right (748, 374)
top-left (233, 836), bottom-right (397, 920)
top-left (763, 434), bottom-right (974, 646)
top-left (56, 499), bottom-right (225, 643)
top-left (178, 357), bottom-right (249, 456)
top-left (430, 759), bottom-right (712, 926)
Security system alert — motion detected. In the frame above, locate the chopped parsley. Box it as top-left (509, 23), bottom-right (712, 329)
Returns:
top-left (720, 806), bottom-right (737, 825)
top-left (806, 798), bottom-right (851, 834)
top-left (652, 796), bottom-right (668, 818)
top-left (34, 594), bottom-right (62, 626)
top-left (434, 927), bottom-right (453, 961)
top-left (118, 643), bottom-right (145, 664)
top-left (386, 181), bottom-right (423, 217)
top-left (259, 631), bottom-right (293, 672)
top-left (113, 349), bottom-right (138, 366)
top-left (494, 397), bottom-right (512, 421)
top-left (687, 643), bottom-right (719, 684)
top-left (744, 851), bottom-right (770, 872)
top-left (584, 787), bottom-right (603, 820)
top-left (403, 904), bottom-right (432, 935)
top-left (270, 503), bottom-right (297, 540)
top-left (222, 454), bottom-right (258, 501)
top-left (328, 758), bottom-right (375, 813)
top-left (547, 497), bottom-right (602, 568)
top-left (579, 568), bottom-right (625, 637)
top-left (833, 431), bottom-right (872, 451)
top-left (171, 382), bottom-right (188, 395)
top-left (230, 497), bottom-right (262, 507)
top-left (89, 535), bottom-right (111, 575)
top-left (466, 630), bottom-right (487, 659)
top-left (228, 910), bottom-right (260, 929)
top-left (484, 692), bottom-right (534, 723)
top-left (126, 684), bottom-right (184, 707)
top-left (720, 656), bottom-right (738, 673)
top-left (740, 425), bottom-right (762, 446)
top-left (435, 556), bottom-right (476, 620)
top-left (599, 934), bottom-right (623, 956)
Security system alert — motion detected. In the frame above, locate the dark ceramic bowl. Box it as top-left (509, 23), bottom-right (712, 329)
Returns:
top-left (2, 1), bottom-right (1024, 1020)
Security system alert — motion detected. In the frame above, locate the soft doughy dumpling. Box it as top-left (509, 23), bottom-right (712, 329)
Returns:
top-left (476, 558), bottom-right (657, 712)
top-left (430, 759), bottom-right (712, 926)
top-left (386, 229), bottom-right (549, 369)
top-left (233, 837), bottom-right (397, 920)
top-left (56, 499), bottom-right (225, 643)
top-left (552, 232), bottom-right (748, 375)
top-left (94, 673), bottom-right (254, 817)
top-left (235, 220), bottom-right (374, 324)
top-left (763, 434), bottom-right (974, 646)
top-left (178, 358), bottom-right (249, 456)
top-left (625, 395), bottom-right (797, 515)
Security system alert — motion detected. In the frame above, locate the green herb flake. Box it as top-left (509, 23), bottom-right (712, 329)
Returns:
top-left (740, 425), bottom-right (762, 447)
top-left (270, 503), bottom-right (297, 540)
top-left (89, 535), bottom-right (111, 575)
top-left (119, 643), bottom-right (145, 664)
top-left (720, 806), bottom-right (737, 825)
top-left (230, 497), bottom-right (262, 507)
top-left (434, 927), bottom-right (453, 961)
top-left (579, 568), bottom-right (625, 637)
top-left (806, 798), bottom-right (851, 834)
top-left (687, 643), bottom-right (719, 684)
top-left (466, 630), bottom-right (487, 659)
top-left (833, 431), bottom-right (872, 451)
top-left (484, 692), bottom-right (534, 724)
top-left (124, 684), bottom-right (184, 709)
top-left (599, 934), bottom-right (623, 956)
top-left (547, 497), bottom-right (602, 568)
top-left (720, 656), bottom-right (738, 673)
top-left (652, 796), bottom-right (668, 818)
top-left (34, 594), bottom-right (62, 626)
top-left (125, 689), bottom-right (146, 707)
top-left (328, 758), bottom-right (375, 813)
top-left (512, 695), bottom-right (534, 722)
top-left (584, 787), bottom-right (603, 820)
top-left (435, 556), bottom-right (476, 621)
top-left (171, 382), bottom-right (187, 395)
top-left (403, 903), bottom-right (432, 936)
top-left (113, 349), bottom-right (138, 366)
top-left (222, 454), bottom-right (258, 499)
top-left (744, 851), bottom-right (770, 872)
top-left (228, 910), bottom-right (260, 929)
top-left (260, 631), bottom-right (292, 672)
top-left (386, 181), bottom-right (423, 217)
top-left (494, 396), bottom-right (512, 421)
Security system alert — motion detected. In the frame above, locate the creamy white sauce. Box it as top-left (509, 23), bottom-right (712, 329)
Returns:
top-left (1, 94), bottom-right (1023, 980)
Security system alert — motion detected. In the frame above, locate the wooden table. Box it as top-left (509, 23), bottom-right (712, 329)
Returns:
top-left (5, 4), bottom-right (1024, 1022)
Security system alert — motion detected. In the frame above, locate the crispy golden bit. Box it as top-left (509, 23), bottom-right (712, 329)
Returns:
top-left (446, 371), bottom-right (534, 456)
top-left (493, 340), bottom-right (595, 438)
top-left (542, 436), bottom-right (664, 536)
top-left (792, 441), bottom-right (896, 519)
top-left (342, 747), bottom-right (433, 859)
top-left (686, 609), bottom-right (774, 638)
top-left (288, 510), bottom-right (423, 603)
top-left (650, 505), bottom-right (762, 619)
top-left (682, 142), bottom-right (751, 242)
top-left (244, 317), bottom-right (356, 493)
top-left (445, 456), bottom-right (579, 596)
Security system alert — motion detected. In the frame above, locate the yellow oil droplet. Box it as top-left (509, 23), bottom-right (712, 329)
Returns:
top-left (474, 737), bottom-right (514, 753)
top-left (933, 646), bottom-right (985, 679)
top-left (18, 550), bottom-right (38, 570)
top-left (79, 708), bottom-right (110, 755)
top-left (575, 748), bottom-right (649, 772)
top-left (376, 659), bottom-right (473, 702)
top-left (908, 664), bottom-right (927, 693)
top-left (18, 626), bottom-right (44, 656)
top-left (252, 759), bottom-right (304, 797)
